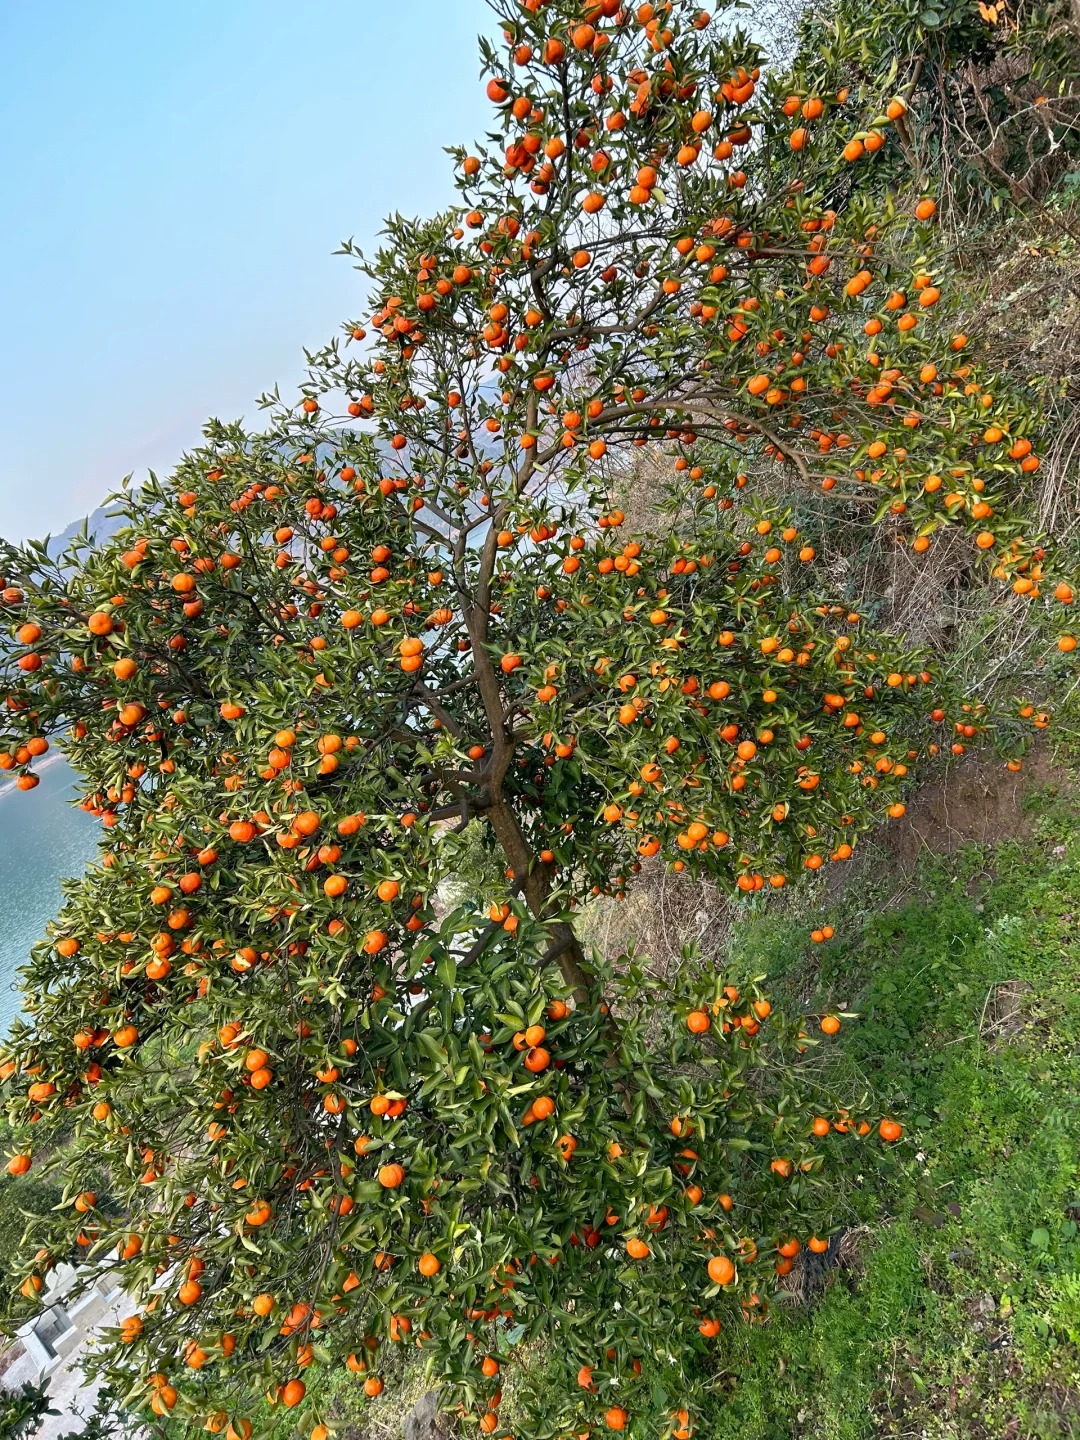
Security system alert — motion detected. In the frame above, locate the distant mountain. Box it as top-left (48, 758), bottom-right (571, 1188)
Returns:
top-left (46, 502), bottom-right (127, 558)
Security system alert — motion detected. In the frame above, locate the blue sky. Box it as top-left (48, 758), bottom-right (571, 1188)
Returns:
top-left (0, 0), bottom-right (491, 541)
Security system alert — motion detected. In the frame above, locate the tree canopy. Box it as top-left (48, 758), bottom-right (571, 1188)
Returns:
top-left (1, 1), bottom-right (1077, 1437)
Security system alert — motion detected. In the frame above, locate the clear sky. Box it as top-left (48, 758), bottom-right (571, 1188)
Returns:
top-left (0, 0), bottom-right (492, 542)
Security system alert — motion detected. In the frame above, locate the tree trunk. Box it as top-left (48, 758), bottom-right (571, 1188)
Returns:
top-left (485, 798), bottom-right (594, 1006)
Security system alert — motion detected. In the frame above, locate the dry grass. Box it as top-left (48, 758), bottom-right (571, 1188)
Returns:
top-left (979, 977), bottom-right (1033, 1045)
top-left (581, 744), bottom-right (1069, 984)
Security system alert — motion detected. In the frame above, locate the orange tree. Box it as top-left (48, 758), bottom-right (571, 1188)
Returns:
top-left (1, 2), bottom-right (1076, 1438)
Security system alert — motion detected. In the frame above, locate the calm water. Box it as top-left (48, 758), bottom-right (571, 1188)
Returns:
top-left (0, 757), bottom-right (98, 1036)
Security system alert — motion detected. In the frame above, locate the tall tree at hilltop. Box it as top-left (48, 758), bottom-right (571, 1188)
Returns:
top-left (0, 2), bottom-right (1076, 1437)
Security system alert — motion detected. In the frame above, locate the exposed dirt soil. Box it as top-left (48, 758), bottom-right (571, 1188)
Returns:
top-left (979, 978), bottom-right (1035, 1047)
top-left (885, 747), bottom-right (1071, 875)
top-left (589, 746), bottom-right (1075, 977)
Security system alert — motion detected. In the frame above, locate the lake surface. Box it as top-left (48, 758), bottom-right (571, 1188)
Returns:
top-left (0, 757), bottom-right (98, 1036)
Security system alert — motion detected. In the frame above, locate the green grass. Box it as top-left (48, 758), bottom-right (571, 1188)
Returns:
top-left (700, 779), bottom-right (1080, 1439)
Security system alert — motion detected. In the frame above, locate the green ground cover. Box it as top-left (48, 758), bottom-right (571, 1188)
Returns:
top-left (697, 773), bottom-right (1080, 1439)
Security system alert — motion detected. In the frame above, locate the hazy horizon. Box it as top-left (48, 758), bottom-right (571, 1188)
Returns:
top-left (0, 0), bottom-right (491, 544)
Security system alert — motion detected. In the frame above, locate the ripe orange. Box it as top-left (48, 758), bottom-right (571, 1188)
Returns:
top-left (707, 1254), bottom-right (735, 1285)
top-left (281, 1379), bottom-right (305, 1408)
